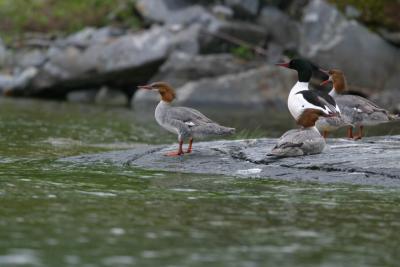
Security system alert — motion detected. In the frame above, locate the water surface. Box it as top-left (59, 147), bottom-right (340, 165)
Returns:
top-left (0, 98), bottom-right (399, 267)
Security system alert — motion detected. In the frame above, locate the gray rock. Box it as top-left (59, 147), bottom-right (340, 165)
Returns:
top-left (0, 38), bottom-right (6, 67)
top-left (211, 5), bottom-right (234, 19)
top-left (152, 52), bottom-right (261, 88)
top-left (26, 24), bottom-right (201, 96)
top-left (95, 87), bottom-right (127, 106)
top-left (66, 87), bottom-right (127, 105)
top-left (0, 67), bottom-right (38, 93)
top-left (60, 135), bottom-right (400, 187)
top-left (224, 0), bottom-right (260, 19)
top-left (8, 49), bottom-right (47, 69)
top-left (59, 27), bottom-right (126, 48)
top-left (66, 89), bottom-right (98, 104)
top-left (299, 0), bottom-right (400, 94)
top-left (378, 29), bottom-right (400, 47)
top-left (371, 87), bottom-right (400, 113)
top-left (345, 5), bottom-right (361, 19)
top-left (200, 19), bottom-right (267, 53)
top-left (257, 7), bottom-right (300, 50)
top-left (133, 64), bottom-right (296, 110)
top-left (135, 0), bottom-right (215, 25)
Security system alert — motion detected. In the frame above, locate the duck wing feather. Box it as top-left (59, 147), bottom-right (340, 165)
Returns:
top-left (167, 106), bottom-right (214, 126)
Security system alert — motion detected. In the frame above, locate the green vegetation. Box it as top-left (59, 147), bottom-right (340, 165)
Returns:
top-left (0, 0), bottom-right (142, 44)
top-left (230, 45), bottom-right (254, 60)
top-left (330, 0), bottom-right (400, 31)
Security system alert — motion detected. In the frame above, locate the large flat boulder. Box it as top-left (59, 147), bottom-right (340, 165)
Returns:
top-left (60, 135), bottom-right (400, 187)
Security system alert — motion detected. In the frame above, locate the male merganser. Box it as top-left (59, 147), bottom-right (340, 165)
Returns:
top-left (138, 82), bottom-right (235, 156)
top-left (269, 127), bottom-right (325, 157)
top-left (276, 59), bottom-right (340, 128)
top-left (320, 69), bottom-right (399, 140)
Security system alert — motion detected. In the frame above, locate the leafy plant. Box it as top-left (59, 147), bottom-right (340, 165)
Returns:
top-left (0, 0), bottom-right (142, 44)
top-left (230, 45), bottom-right (254, 60)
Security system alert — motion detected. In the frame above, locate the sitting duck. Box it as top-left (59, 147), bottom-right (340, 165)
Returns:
top-left (269, 127), bottom-right (326, 157)
top-left (138, 82), bottom-right (235, 156)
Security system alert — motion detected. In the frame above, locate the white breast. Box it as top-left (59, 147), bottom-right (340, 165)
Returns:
top-left (288, 82), bottom-right (309, 119)
top-left (288, 82), bottom-right (332, 120)
top-left (155, 101), bottom-right (179, 134)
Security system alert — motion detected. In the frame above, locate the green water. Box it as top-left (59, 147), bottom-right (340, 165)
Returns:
top-left (1, 98), bottom-right (400, 267)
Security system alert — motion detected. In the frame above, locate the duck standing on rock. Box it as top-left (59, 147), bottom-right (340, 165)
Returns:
top-left (320, 69), bottom-right (399, 140)
top-left (276, 59), bottom-right (341, 127)
top-left (138, 82), bottom-right (235, 156)
top-left (270, 59), bottom-right (340, 157)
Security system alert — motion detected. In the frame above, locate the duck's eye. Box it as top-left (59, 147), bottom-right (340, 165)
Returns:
top-left (302, 105), bottom-right (305, 108)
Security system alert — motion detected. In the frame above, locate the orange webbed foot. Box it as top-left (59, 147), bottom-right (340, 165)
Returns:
top-left (165, 151), bottom-right (184, 157)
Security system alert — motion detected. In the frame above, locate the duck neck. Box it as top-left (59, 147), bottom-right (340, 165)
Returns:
top-left (301, 125), bottom-right (318, 131)
top-left (155, 100), bottom-right (171, 113)
top-left (329, 88), bottom-right (338, 97)
top-left (297, 68), bottom-right (312, 83)
top-left (158, 100), bottom-right (171, 105)
top-left (290, 81), bottom-right (309, 95)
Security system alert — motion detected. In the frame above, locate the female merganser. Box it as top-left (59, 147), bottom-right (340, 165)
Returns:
top-left (276, 59), bottom-right (341, 128)
top-left (315, 115), bottom-right (353, 138)
top-left (270, 127), bottom-right (325, 157)
top-left (138, 82), bottom-right (235, 156)
top-left (315, 77), bottom-right (353, 138)
top-left (321, 69), bottom-right (399, 140)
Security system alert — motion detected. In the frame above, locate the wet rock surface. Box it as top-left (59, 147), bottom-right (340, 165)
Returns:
top-left (61, 135), bottom-right (400, 187)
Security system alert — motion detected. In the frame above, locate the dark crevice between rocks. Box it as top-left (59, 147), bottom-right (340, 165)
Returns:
top-left (280, 164), bottom-right (400, 180)
top-left (218, 145), bottom-right (400, 180)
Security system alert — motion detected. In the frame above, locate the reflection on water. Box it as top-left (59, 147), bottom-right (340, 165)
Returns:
top-left (0, 98), bottom-right (400, 267)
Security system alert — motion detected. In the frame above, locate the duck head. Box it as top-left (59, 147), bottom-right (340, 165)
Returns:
top-left (320, 69), bottom-right (347, 93)
top-left (138, 82), bottom-right (176, 102)
top-left (276, 59), bottom-right (327, 83)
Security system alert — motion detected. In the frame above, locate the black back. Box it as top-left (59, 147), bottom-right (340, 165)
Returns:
top-left (313, 90), bottom-right (337, 107)
top-left (296, 90), bottom-right (327, 110)
top-left (296, 90), bottom-right (338, 112)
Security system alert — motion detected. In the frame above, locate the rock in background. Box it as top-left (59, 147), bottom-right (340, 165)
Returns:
top-left (299, 0), bottom-right (400, 96)
top-left (0, 0), bottom-right (399, 112)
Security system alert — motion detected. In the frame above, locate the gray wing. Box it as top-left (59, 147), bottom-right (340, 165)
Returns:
top-left (337, 95), bottom-right (388, 115)
top-left (166, 106), bottom-right (235, 138)
top-left (167, 106), bottom-right (214, 126)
